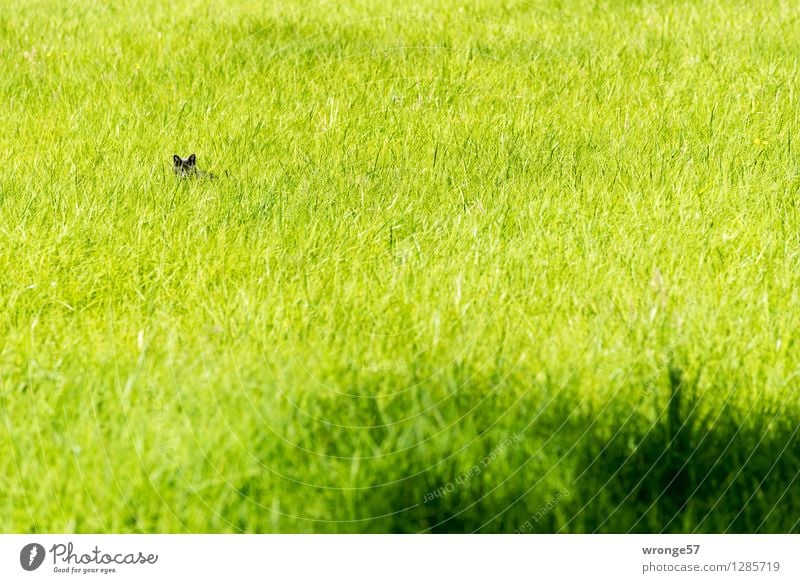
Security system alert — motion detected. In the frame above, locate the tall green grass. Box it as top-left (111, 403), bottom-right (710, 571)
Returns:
top-left (1, 0), bottom-right (799, 532)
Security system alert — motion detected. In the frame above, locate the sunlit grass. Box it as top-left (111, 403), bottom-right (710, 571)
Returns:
top-left (1, 0), bottom-right (799, 533)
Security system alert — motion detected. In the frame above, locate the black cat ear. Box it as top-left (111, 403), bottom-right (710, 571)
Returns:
top-left (187, 154), bottom-right (196, 165)
top-left (173, 155), bottom-right (181, 166)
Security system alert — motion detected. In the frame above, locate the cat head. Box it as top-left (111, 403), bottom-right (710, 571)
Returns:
top-left (173, 154), bottom-right (196, 176)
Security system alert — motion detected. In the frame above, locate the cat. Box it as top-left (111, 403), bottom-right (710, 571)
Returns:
top-left (173, 154), bottom-right (215, 179)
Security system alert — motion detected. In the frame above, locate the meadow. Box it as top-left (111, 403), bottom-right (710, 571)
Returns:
top-left (1, 0), bottom-right (799, 533)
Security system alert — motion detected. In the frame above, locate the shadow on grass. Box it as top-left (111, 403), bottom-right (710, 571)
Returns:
top-left (372, 365), bottom-right (800, 533)
top-left (218, 366), bottom-right (799, 533)
top-left (571, 365), bottom-right (800, 533)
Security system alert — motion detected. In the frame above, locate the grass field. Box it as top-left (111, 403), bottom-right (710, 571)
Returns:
top-left (2, 0), bottom-right (800, 533)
